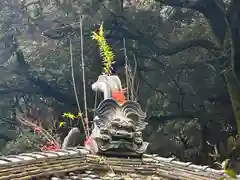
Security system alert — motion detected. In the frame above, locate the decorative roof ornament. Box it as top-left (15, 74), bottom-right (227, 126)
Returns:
top-left (89, 74), bottom-right (149, 156)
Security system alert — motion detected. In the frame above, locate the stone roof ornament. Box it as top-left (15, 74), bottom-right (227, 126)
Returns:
top-left (89, 75), bottom-right (149, 155)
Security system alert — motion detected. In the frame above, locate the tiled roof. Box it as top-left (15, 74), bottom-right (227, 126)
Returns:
top-left (0, 147), bottom-right (231, 180)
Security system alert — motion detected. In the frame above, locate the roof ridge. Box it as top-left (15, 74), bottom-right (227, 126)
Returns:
top-left (0, 147), bottom-right (229, 180)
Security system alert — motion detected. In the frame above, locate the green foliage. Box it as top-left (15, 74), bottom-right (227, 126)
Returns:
top-left (63, 112), bottom-right (81, 119)
top-left (224, 71), bottom-right (240, 134)
top-left (146, 92), bottom-right (169, 116)
top-left (91, 22), bottom-right (115, 75)
top-left (0, 129), bottom-right (44, 155)
top-left (61, 112), bottom-right (82, 128)
top-left (221, 159), bottom-right (237, 179)
top-left (217, 135), bottom-right (240, 179)
top-left (144, 118), bottom-right (202, 161)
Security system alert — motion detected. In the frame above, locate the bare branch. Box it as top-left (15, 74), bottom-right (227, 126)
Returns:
top-left (104, 14), bottom-right (221, 56)
top-left (155, 0), bottom-right (228, 43)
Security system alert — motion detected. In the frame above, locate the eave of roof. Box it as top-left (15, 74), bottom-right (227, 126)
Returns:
top-left (0, 147), bottom-right (231, 180)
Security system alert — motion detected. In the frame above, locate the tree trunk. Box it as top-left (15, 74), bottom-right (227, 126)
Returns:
top-left (224, 70), bottom-right (240, 133)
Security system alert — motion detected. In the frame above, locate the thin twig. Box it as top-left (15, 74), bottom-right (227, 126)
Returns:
top-left (19, 117), bottom-right (59, 147)
top-left (79, 15), bottom-right (89, 137)
top-left (123, 38), bottom-right (129, 100)
top-left (69, 39), bottom-right (87, 137)
top-left (132, 55), bottom-right (138, 101)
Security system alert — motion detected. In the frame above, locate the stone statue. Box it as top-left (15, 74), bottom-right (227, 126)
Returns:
top-left (61, 74), bottom-right (148, 155)
top-left (89, 75), bottom-right (149, 155)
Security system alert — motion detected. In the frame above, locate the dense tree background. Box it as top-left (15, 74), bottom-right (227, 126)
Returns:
top-left (0, 0), bottom-right (239, 167)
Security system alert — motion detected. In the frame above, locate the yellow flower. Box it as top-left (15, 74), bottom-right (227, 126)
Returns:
top-left (59, 121), bottom-right (65, 128)
top-left (76, 112), bottom-right (82, 118)
top-left (62, 112), bottom-right (75, 120)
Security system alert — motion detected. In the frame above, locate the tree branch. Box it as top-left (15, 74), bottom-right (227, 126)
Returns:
top-left (156, 39), bottom-right (220, 56)
top-left (104, 14), bottom-right (221, 56)
top-left (0, 87), bottom-right (35, 95)
top-left (15, 50), bottom-right (78, 108)
top-left (107, 26), bottom-right (221, 56)
top-left (42, 11), bottom-right (221, 57)
top-left (148, 113), bottom-right (196, 122)
top-left (155, 0), bottom-right (228, 43)
top-left (227, 0), bottom-right (240, 85)
top-left (137, 69), bottom-right (168, 98)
